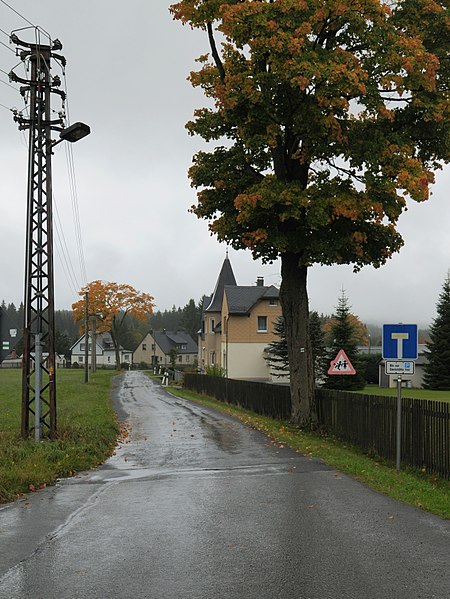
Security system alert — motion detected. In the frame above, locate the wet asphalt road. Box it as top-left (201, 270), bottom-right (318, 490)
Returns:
top-left (0, 372), bottom-right (449, 599)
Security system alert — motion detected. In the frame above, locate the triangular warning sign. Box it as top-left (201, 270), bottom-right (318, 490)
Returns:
top-left (327, 349), bottom-right (356, 375)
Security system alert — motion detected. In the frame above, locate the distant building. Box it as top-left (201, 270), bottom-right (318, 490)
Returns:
top-left (70, 331), bottom-right (132, 368)
top-left (199, 255), bottom-right (282, 381)
top-left (378, 345), bottom-right (429, 388)
top-left (0, 306), bottom-right (18, 363)
top-left (1, 351), bottom-right (66, 369)
top-left (133, 330), bottom-right (197, 368)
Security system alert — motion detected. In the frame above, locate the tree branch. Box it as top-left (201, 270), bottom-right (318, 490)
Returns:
top-left (207, 21), bottom-right (225, 82)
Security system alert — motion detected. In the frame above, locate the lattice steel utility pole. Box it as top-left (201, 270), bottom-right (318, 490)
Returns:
top-left (9, 32), bottom-right (89, 439)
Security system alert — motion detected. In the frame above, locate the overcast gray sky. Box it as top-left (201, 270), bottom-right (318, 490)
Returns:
top-left (0, 1), bottom-right (448, 327)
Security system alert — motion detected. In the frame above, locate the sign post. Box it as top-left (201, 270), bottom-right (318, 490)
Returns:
top-left (382, 324), bottom-right (418, 473)
top-left (396, 376), bottom-right (402, 472)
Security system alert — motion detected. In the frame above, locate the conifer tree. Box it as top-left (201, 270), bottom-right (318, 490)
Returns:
top-left (265, 317), bottom-right (289, 377)
top-left (423, 276), bottom-right (450, 389)
top-left (265, 312), bottom-right (326, 383)
top-left (310, 311), bottom-right (327, 383)
top-left (323, 291), bottom-right (365, 390)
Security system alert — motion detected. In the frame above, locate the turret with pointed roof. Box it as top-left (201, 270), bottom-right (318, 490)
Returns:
top-left (205, 255), bottom-right (237, 313)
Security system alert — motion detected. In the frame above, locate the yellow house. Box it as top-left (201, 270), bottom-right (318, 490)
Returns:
top-left (199, 256), bottom-right (282, 380)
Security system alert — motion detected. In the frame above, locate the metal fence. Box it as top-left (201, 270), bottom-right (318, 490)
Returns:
top-left (184, 374), bottom-right (450, 479)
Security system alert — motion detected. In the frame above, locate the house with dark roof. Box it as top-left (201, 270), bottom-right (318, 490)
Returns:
top-left (70, 332), bottom-right (132, 368)
top-left (133, 329), bottom-right (197, 369)
top-left (199, 255), bottom-right (282, 380)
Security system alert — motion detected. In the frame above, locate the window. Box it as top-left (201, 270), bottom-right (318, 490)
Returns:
top-left (178, 355), bottom-right (183, 363)
top-left (79, 356), bottom-right (83, 363)
top-left (151, 343), bottom-right (155, 351)
top-left (186, 355), bottom-right (190, 363)
top-left (124, 355), bottom-right (129, 362)
top-left (257, 316), bottom-right (268, 332)
top-left (107, 356), bottom-right (111, 363)
top-left (269, 299), bottom-right (277, 306)
top-left (210, 318), bottom-right (215, 333)
top-left (210, 351), bottom-right (215, 365)
top-left (142, 343), bottom-right (147, 351)
top-left (80, 343), bottom-right (85, 351)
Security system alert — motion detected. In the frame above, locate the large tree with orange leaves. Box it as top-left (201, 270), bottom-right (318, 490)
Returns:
top-left (171, 0), bottom-right (449, 426)
top-left (72, 281), bottom-right (155, 369)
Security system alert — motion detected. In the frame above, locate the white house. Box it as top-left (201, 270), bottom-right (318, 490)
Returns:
top-left (70, 331), bottom-right (132, 368)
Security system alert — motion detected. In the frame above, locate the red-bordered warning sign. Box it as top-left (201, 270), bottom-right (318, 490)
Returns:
top-left (327, 349), bottom-right (356, 375)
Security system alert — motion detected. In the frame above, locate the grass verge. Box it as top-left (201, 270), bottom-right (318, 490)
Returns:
top-left (0, 369), bottom-right (119, 504)
top-left (360, 386), bottom-right (450, 403)
top-left (168, 386), bottom-right (450, 520)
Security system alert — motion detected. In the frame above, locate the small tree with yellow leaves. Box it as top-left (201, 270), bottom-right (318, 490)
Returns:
top-left (72, 281), bottom-right (155, 369)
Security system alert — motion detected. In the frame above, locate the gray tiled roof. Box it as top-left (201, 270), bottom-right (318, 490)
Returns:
top-left (205, 257), bottom-right (237, 313)
top-left (153, 330), bottom-right (197, 354)
top-left (225, 285), bottom-right (279, 314)
top-left (166, 332), bottom-right (188, 344)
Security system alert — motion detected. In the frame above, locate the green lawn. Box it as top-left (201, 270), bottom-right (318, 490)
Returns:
top-left (359, 386), bottom-right (450, 402)
top-left (0, 369), bottom-right (119, 503)
top-left (168, 386), bottom-right (450, 520)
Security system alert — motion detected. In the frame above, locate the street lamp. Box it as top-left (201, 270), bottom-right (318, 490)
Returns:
top-left (59, 122), bottom-right (91, 143)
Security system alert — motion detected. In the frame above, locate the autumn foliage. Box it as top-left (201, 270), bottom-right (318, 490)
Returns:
top-left (72, 281), bottom-right (155, 369)
top-left (171, 0), bottom-right (449, 424)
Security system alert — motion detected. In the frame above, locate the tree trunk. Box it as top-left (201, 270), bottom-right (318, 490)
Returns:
top-left (279, 253), bottom-right (316, 428)
top-left (110, 319), bottom-right (121, 370)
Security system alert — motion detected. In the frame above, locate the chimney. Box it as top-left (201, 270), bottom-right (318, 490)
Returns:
top-left (256, 277), bottom-right (264, 287)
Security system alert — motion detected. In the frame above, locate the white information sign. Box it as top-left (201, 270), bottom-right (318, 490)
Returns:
top-left (385, 361), bottom-right (415, 375)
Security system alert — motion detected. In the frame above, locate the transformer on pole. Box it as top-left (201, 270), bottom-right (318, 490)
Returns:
top-left (9, 31), bottom-right (90, 439)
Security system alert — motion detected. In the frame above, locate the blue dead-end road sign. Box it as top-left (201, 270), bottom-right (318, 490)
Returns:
top-left (382, 324), bottom-right (418, 360)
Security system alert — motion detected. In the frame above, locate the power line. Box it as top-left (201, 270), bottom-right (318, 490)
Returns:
top-left (54, 237), bottom-right (79, 300)
top-left (53, 193), bottom-right (82, 298)
top-left (64, 142), bottom-right (88, 285)
top-left (0, 38), bottom-right (15, 53)
top-left (62, 71), bottom-right (88, 285)
top-left (0, 0), bottom-right (34, 27)
top-left (0, 77), bottom-right (17, 91)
